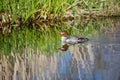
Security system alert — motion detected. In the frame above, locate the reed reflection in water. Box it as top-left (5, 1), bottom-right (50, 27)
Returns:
top-left (0, 42), bottom-right (120, 80)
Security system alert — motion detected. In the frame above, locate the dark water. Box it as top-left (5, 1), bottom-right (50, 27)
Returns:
top-left (0, 18), bottom-right (120, 80)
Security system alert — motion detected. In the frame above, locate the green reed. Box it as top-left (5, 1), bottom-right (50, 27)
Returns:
top-left (0, 0), bottom-right (74, 22)
top-left (0, 0), bottom-right (120, 26)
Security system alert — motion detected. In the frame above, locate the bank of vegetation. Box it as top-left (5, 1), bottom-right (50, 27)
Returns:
top-left (0, 0), bottom-right (120, 34)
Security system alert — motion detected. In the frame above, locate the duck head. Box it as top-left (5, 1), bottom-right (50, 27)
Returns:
top-left (59, 31), bottom-right (68, 37)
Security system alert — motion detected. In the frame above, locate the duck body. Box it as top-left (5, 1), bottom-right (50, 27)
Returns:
top-left (61, 36), bottom-right (89, 45)
top-left (59, 31), bottom-right (89, 45)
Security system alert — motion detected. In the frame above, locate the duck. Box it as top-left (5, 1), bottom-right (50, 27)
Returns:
top-left (59, 31), bottom-right (89, 45)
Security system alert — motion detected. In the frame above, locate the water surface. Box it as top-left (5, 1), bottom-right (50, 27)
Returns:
top-left (0, 18), bottom-right (120, 80)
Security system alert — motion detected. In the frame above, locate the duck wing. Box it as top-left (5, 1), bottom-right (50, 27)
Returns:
top-left (66, 36), bottom-right (89, 44)
top-left (66, 36), bottom-right (80, 44)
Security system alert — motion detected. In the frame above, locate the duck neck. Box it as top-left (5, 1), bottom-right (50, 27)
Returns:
top-left (61, 36), bottom-right (67, 41)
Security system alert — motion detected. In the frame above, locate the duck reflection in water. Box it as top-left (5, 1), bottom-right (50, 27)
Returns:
top-left (58, 44), bottom-right (69, 51)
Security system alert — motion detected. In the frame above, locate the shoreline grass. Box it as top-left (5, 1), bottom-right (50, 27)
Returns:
top-left (0, 0), bottom-right (120, 26)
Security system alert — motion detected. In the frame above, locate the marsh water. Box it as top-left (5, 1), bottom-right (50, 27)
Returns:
top-left (0, 18), bottom-right (120, 80)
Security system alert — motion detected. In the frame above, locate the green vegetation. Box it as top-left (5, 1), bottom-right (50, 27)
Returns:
top-left (0, 0), bottom-right (120, 24)
top-left (0, 0), bottom-right (74, 22)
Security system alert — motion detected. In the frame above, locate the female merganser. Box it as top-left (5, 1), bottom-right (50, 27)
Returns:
top-left (59, 31), bottom-right (89, 45)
